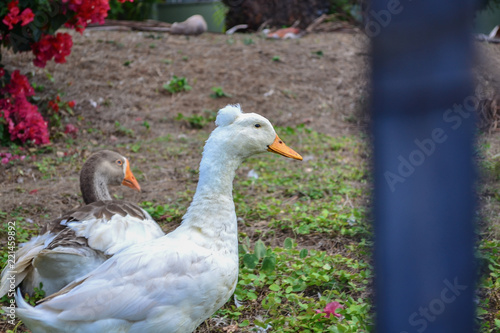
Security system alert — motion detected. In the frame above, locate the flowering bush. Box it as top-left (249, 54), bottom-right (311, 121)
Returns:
top-left (0, 69), bottom-right (49, 145)
top-left (0, 0), bottom-right (132, 146)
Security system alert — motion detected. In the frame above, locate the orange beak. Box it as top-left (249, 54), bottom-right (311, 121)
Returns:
top-left (122, 160), bottom-right (141, 192)
top-left (267, 135), bottom-right (303, 160)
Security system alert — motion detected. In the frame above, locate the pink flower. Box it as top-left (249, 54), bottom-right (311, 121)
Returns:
top-left (19, 8), bottom-right (35, 26)
top-left (3, 6), bottom-right (20, 30)
top-left (316, 301), bottom-right (343, 319)
top-left (0, 71), bottom-right (49, 144)
top-left (64, 124), bottom-right (78, 137)
top-left (0, 94), bottom-right (50, 145)
top-left (2, 1), bottom-right (34, 29)
top-left (1, 157), bottom-right (8, 164)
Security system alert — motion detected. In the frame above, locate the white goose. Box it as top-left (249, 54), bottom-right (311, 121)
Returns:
top-left (0, 150), bottom-right (164, 298)
top-left (13, 105), bottom-right (302, 333)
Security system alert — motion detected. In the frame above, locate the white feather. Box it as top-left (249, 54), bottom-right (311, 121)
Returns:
top-left (215, 104), bottom-right (241, 127)
top-left (67, 212), bottom-right (164, 255)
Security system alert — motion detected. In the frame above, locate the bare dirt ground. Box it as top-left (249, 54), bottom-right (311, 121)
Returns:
top-left (0, 29), bottom-right (369, 227)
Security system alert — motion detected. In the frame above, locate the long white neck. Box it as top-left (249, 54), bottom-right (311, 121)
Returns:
top-left (178, 135), bottom-right (243, 252)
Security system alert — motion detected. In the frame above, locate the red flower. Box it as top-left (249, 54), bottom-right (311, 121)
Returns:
top-left (5, 70), bottom-right (34, 98)
top-left (32, 33), bottom-right (73, 68)
top-left (3, 8), bottom-right (20, 30)
top-left (316, 301), bottom-right (343, 319)
top-left (7, 0), bottom-right (19, 10)
top-left (2, 1), bottom-right (34, 29)
top-left (67, 100), bottom-right (76, 108)
top-left (48, 100), bottom-right (59, 112)
top-left (63, 0), bottom-right (111, 33)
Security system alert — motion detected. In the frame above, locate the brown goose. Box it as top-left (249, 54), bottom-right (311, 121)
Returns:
top-left (0, 150), bottom-right (164, 298)
top-left (79, 150), bottom-right (141, 205)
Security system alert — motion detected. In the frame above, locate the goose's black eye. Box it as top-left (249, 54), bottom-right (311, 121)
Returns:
top-left (116, 160), bottom-right (123, 166)
top-left (254, 124), bottom-right (261, 128)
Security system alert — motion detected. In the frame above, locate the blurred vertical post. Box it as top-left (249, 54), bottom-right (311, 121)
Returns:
top-left (370, 1), bottom-right (477, 332)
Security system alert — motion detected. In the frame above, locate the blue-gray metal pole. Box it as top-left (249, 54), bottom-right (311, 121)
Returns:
top-left (370, 1), bottom-right (478, 332)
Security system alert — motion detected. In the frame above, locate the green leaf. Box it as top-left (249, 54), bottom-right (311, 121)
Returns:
top-left (261, 255), bottom-right (276, 274)
top-left (246, 291), bottom-right (257, 300)
top-left (312, 50), bottom-right (324, 57)
top-left (254, 240), bottom-right (266, 259)
top-left (477, 307), bottom-right (488, 315)
top-left (269, 284), bottom-right (280, 291)
top-left (131, 143), bottom-right (141, 153)
top-left (48, 14), bottom-right (70, 34)
top-left (32, 26), bottom-right (43, 43)
top-left (243, 253), bottom-right (258, 269)
top-left (238, 244), bottom-right (248, 254)
top-left (298, 224), bottom-right (310, 234)
top-left (254, 319), bottom-right (267, 328)
top-left (299, 248), bottom-right (308, 258)
top-left (284, 237), bottom-right (294, 249)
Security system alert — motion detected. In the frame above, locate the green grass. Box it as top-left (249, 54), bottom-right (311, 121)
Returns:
top-left (477, 239), bottom-right (500, 332)
top-left (33, 152), bottom-right (81, 179)
top-left (234, 128), bottom-right (370, 239)
top-left (114, 121), bottom-right (135, 137)
top-left (222, 238), bottom-right (373, 332)
top-left (175, 110), bottom-right (217, 129)
top-left (474, 139), bottom-right (500, 332)
top-left (163, 75), bottom-right (192, 94)
top-left (210, 87), bottom-right (232, 99)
